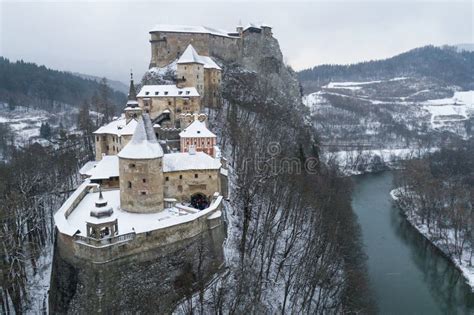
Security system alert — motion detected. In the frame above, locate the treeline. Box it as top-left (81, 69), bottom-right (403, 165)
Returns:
top-left (0, 137), bottom-right (92, 314)
top-left (395, 139), bottom-right (473, 264)
top-left (298, 45), bottom-right (474, 90)
top-left (0, 57), bottom-right (126, 114)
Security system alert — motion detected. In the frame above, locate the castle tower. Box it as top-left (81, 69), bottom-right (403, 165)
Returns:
top-left (176, 45), bottom-right (205, 96)
top-left (118, 113), bottom-right (164, 213)
top-left (125, 71), bottom-right (142, 123)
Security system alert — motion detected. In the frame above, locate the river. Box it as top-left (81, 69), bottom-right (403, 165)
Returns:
top-left (352, 171), bottom-right (474, 314)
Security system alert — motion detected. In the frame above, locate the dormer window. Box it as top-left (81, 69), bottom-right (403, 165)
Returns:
top-left (164, 91), bottom-right (168, 95)
top-left (145, 91), bottom-right (150, 95)
top-left (155, 91), bottom-right (159, 95)
top-left (178, 91), bottom-right (183, 95)
top-left (186, 91), bottom-right (190, 95)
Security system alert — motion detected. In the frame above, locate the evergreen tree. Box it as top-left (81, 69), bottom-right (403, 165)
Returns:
top-left (39, 122), bottom-right (52, 139)
top-left (77, 101), bottom-right (94, 134)
top-left (7, 97), bottom-right (16, 111)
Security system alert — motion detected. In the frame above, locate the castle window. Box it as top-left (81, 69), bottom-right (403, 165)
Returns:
top-left (184, 67), bottom-right (186, 70)
top-left (209, 175), bottom-right (212, 179)
top-left (129, 163), bottom-right (136, 168)
top-left (128, 181), bottom-right (132, 189)
top-left (143, 178), bottom-right (146, 183)
top-left (178, 185), bottom-right (183, 192)
top-left (168, 101), bottom-right (172, 106)
top-left (186, 91), bottom-right (190, 95)
top-left (96, 136), bottom-right (99, 141)
top-left (165, 176), bottom-right (169, 181)
top-left (179, 175), bottom-right (183, 179)
top-left (197, 75), bottom-right (199, 79)
top-left (194, 174), bottom-right (198, 178)
top-left (106, 145), bottom-right (109, 150)
top-left (141, 191), bottom-right (146, 195)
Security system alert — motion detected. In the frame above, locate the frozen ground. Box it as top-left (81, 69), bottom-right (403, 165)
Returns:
top-left (304, 77), bottom-right (473, 145)
top-left (0, 103), bottom-right (80, 145)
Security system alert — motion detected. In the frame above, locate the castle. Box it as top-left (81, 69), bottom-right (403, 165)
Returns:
top-left (54, 23), bottom-right (272, 263)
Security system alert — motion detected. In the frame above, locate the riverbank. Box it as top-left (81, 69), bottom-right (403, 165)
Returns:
top-left (391, 188), bottom-right (474, 291)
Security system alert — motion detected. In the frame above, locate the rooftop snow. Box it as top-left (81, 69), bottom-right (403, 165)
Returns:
top-left (177, 45), bottom-right (221, 70)
top-left (89, 155), bottom-right (119, 180)
top-left (57, 188), bottom-right (223, 236)
top-left (137, 85), bottom-right (199, 98)
top-left (118, 114), bottom-right (164, 159)
top-left (150, 24), bottom-right (237, 38)
top-left (179, 119), bottom-right (216, 138)
top-left (163, 152), bottom-right (221, 172)
top-left (93, 115), bottom-right (138, 136)
top-left (79, 161), bottom-right (98, 176)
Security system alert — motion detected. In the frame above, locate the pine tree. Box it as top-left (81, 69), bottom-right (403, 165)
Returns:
top-left (39, 122), bottom-right (51, 139)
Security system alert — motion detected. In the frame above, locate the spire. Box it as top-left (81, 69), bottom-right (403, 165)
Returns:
top-left (128, 70), bottom-right (137, 102)
top-left (91, 187), bottom-right (114, 218)
top-left (118, 113), bottom-right (164, 159)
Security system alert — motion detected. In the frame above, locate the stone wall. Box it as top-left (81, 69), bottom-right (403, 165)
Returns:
top-left (203, 68), bottom-right (222, 107)
top-left (138, 95), bottom-right (201, 125)
top-left (163, 169), bottom-right (221, 202)
top-left (95, 134), bottom-right (132, 161)
top-left (149, 32), bottom-right (240, 68)
top-left (49, 217), bottom-right (226, 314)
top-left (177, 63), bottom-right (205, 96)
top-left (119, 157), bottom-right (164, 213)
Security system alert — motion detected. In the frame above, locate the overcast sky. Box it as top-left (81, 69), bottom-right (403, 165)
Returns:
top-left (1, 1), bottom-right (472, 83)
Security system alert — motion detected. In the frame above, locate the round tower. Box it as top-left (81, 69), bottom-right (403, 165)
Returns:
top-left (118, 113), bottom-right (164, 213)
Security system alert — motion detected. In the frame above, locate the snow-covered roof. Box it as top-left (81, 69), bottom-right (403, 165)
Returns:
top-left (150, 24), bottom-right (237, 38)
top-left (179, 119), bottom-right (216, 138)
top-left (93, 115), bottom-right (138, 137)
top-left (89, 155), bottom-right (119, 180)
top-left (79, 161), bottom-right (98, 176)
top-left (177, 45), bottom-right (222, 70)
top-left (137, 85), bottom-right (199, 98)
top-left (55, 186), bottom-right (223, 237)
top-left (163, 152), bottom-right (221, 172)
top-left (118, 114), bottom-right (164, 160)
top-left (243, 23), bottom-right (272, 31)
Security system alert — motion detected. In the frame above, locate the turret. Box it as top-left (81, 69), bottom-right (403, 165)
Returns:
top-left (118, 113), bottom-right (164, 213)
top-left (125, 71), bottom-right (142, 123)
top-left (86, 188), bottom-right (118, 239)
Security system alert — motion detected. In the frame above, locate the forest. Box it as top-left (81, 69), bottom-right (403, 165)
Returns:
top-left (394, 139), bottom-right (473, 268)
top-left (297, 46), bottom-right (474, 91)
top-left (0, 57), bottom-right (126, 114)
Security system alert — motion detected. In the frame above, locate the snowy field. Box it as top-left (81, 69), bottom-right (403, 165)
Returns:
top-left (304, 78), bottom-right (474, 140)
top-left (0, 103), bottom-right (79, 145)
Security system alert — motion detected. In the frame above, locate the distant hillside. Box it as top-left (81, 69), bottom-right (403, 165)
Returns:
top-left (455, 43), bottom-right (474, 52)
top-left (72, 72), bottom-right (129, 94)
top-left (0, 57), bottom-right (126, 110)
top-left (298, 45), bottom-right (474, 93)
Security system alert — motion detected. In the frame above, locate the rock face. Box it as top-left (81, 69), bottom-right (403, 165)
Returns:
top-left (49, 223), bottom-right (226, 314)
